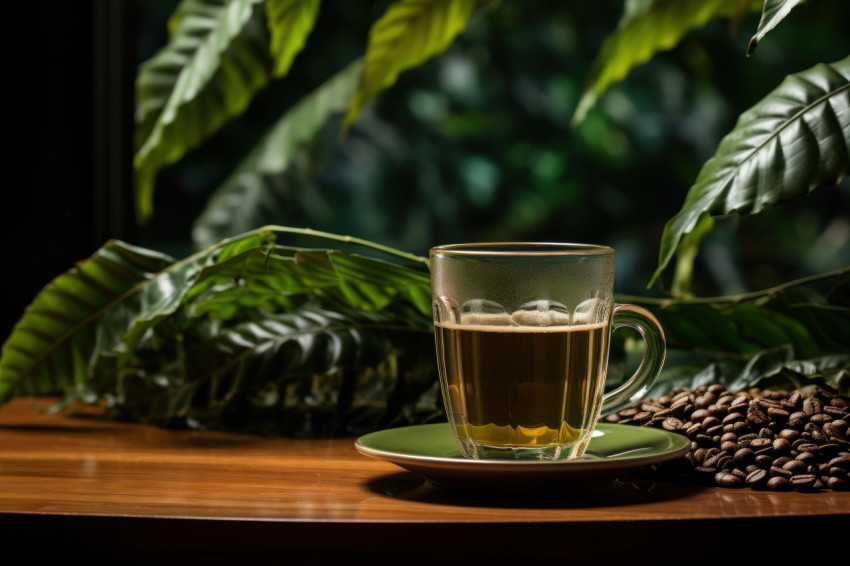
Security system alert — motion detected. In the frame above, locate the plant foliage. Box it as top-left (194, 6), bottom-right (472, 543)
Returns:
top-left (651, 57), bottom-right (850, 287)
top-left (747, 0), bottom-right (809, 55)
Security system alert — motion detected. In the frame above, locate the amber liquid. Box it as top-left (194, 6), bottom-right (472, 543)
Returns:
top-left (435, 322), bottom-right (608, 448)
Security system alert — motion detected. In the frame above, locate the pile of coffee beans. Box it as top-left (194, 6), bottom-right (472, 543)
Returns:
top-left (605, 384), bottom-right (849, 491)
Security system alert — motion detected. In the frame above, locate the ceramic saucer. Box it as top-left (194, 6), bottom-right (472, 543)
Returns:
top-left (355, 422), bottom-right (689, 492)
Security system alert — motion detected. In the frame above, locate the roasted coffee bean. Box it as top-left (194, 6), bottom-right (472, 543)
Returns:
top-left (767, 476), bottom-right (791, 491)
top-left (613, 387), bottom-right (849, 491)
top-left (767, 407), bottom-right (790, 422)
top-left (722, 412), bottom-right (745, 425)
top-left (690, 409), bottom-right (710, 421)
top-left (803, 397), bottom-right (823, 416)
top-left (790, 474), bottom-right (817, 491)
top-left (778, 429), bottom-right (800, 441)
top-left (733, 448), bottom-right (753, 465)
top-left (770, 466), bottom-right (793, 478)
top-left (748, 405), bottom-right (769, 426)
top-left (788, 412), bottom-right (808, 428)
top-left (810, 413), bottom-right (832, 425)
top-left (755, 454), bottom-right (774, 467)
top-left (796, 452), bottom-right (816, 464)
top-left (746, 468), bottom-right (768, 488)
top-left (782, 460), bottom-right (807, 474)
top-left (714, 471), bottom-right (743, 488)
top-left (827, 476), bottom-right (848, 490)
top-left (828, 455), bottom-right (850, 470)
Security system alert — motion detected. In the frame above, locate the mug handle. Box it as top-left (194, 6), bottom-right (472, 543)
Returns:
top-left (600, 303), bottom-right (666, 417)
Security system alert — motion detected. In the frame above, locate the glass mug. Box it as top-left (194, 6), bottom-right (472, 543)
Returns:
top-left (430, 243), bottom-right (666, 461)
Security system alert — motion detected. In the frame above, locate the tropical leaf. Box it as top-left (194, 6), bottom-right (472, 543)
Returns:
top-left (572, 0), bottom-right (761, 125)
top-left (631, 267), bottom-right (850, 360)
top-left (650, 57), bottom-right (850, 286)
top-left (187, 244), bottom-right (432, 319)
top-left (108, 303), bottom-right (437, 434)
top-left (134, 0), bottom-right (271, 223)
top-left (747, 0), bottom-right (809, 55)
top-left (342, 0), bottom-right (480, 132)
top-left (192, 59), bottom-right (365, 248)
top-left (266, 0), bottom-right (322, 77)
top-left (0, 226), bottom-right (433, 414)
top-left (0, 242), bottom-right (177, 403)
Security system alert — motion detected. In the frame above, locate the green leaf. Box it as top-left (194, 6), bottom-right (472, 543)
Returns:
top-left (192, 59), bottom-right (365, 248)
top-left (134, 0), bottom-right (271, 223)
top-left (747, 0), bottom-right (808, 56)
top-left (0, 242), bottom-right (177, 403)
top-left (651, 57), bottom-right (850, 287)
top-left (266, 0), bottom-right (322, 77)
top-left (0, 226), bottom-right (432, 414)
top-left (572, 0), bottom-right (760, 125)
top-left (342, 0), bottom-right (480, 132)
top-left (110, 303), bottom-right (436, 434)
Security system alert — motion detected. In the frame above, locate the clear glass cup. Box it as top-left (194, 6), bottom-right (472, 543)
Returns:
top-left (430, 243), bottom-right (666, 461)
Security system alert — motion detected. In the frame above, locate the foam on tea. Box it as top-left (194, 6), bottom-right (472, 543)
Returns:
top-left (435, 313), bottom-right (609, 453)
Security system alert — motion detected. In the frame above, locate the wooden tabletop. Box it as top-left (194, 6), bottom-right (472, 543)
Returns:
top-left (2, 397), bottom-right (847, 563)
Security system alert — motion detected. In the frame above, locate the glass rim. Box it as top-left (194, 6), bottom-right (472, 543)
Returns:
top-left (429, 242), bottom-right (614, 257)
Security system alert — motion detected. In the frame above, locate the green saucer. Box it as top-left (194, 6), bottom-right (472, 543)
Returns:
top-left (355, 423), bottom-right (689, 492)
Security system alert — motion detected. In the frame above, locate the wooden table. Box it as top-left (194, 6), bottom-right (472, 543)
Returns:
top-left (1, 397), bottom-right (847, 563)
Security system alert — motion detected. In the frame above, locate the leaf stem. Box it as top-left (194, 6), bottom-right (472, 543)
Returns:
top-left (619, 265), bottom-right (850, 308)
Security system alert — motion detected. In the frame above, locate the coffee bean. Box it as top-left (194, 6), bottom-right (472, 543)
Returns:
top-left (782, 460), bottom-right (807, 474)
top-left (803, 397), bottom-right (823, 416)
top-left (767, 476), bottom-right (790, 491)
top-left (755, 454), bottom-right (773, 468)
top-left (690, 409), bottom-right (710, 421)
top-left (722, 412), bottom-right (745, 425)
top-left (773, 438), bottom-right (791, 453)
top-left (827, 476), bottom-right (848, 490)
top-left (796, 452), bottom-right (816, 464)
top-left (748, 405), bottom-right (769, 426)
top-left (770, 466), bottom-right (793, 478)
top-left (778, 429), bottom-right (800, 441)
top-left (733, 448), bottom-right (753, 464)
top-left (613, 387), bottom-right (850, 491)
top-left (746, 468), bottom-right (768, 488)
top-left (788, 412), bottom-right (808, 428)
top-left (828, 455), bottom-right (850, 470)
top-left (767, 407), bottom-right (790, 422)
top-left (714, 471), bottom-right (743, 488)
top-left (790, 474), bottom-right (817, 491)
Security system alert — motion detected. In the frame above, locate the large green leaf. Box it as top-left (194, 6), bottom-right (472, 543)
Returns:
top-left (747, 0), bottom-right (809, 55)
top-left (572, 0), bottom-right (760, 125)
top-left (134, 0), bottom-right (271, 223)
top-left (651, 57), bottom-right (850, 286)
top-left (109, 303), bottom-right (436, 434)
top-left (192, 59), bottom-right (365, 248)
top-left (0, 242), bottom-right (177, 403)
top-left (0, 226), bottom-right (432, 414)
top-left (266, 0), bottom-right (322, 77)
top-left (342, 0), bottom-right (481, 132)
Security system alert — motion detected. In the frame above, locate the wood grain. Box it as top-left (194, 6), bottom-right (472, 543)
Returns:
top-left (1, 397), bottom-right (847, 561)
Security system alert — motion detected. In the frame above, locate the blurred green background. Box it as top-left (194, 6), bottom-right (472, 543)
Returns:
top-left (137, 0), bottom-right (850, 297)
top-left (5, 0), bottom-right (849, 342)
